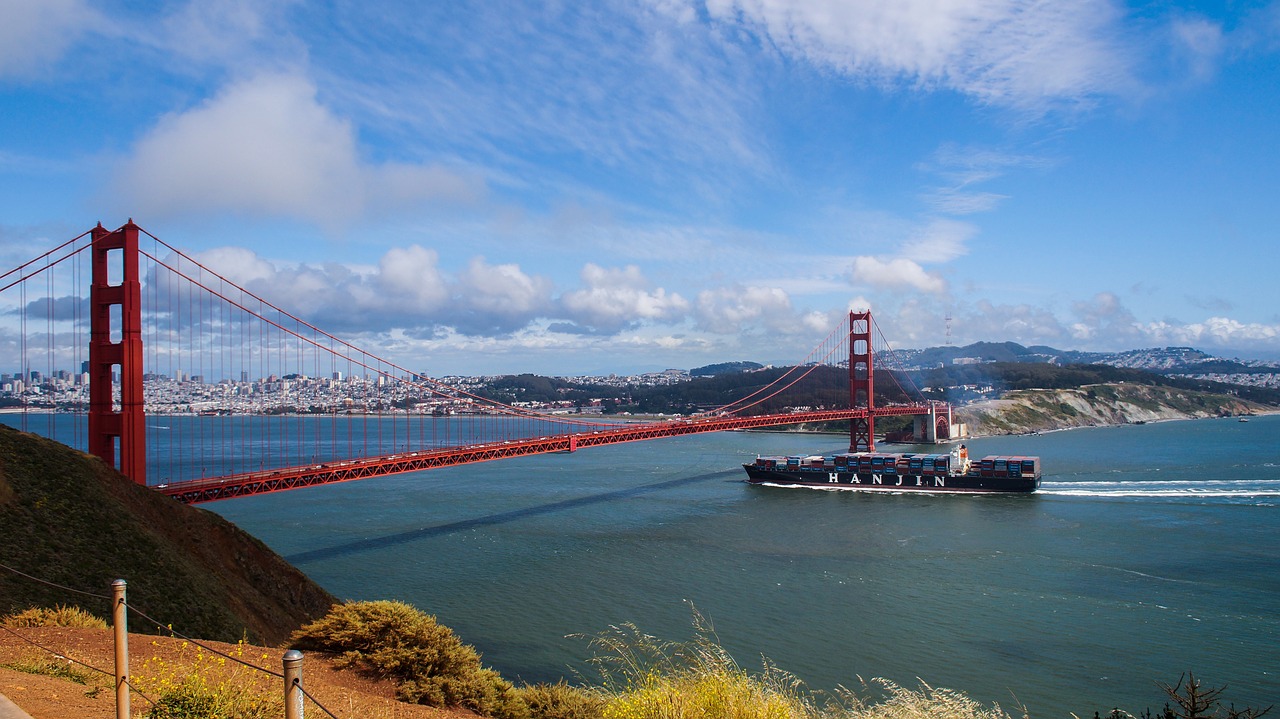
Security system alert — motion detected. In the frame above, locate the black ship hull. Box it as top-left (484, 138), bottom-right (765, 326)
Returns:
top-left (743, 465), bottom-right (1039, 493)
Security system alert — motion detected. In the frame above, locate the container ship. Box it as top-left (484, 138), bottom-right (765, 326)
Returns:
top-left (743, 445), bottom-right (1040, 493)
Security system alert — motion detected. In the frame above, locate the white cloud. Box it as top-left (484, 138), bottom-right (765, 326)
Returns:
top-left (686, 0), bottom-right (1132, 112)
top-left (448, 257), bottom-right (555, 335)
top-left (115, 74), bottom-right (483, 230)
top-left (195, 247), bottom-right (279, 287)
top-left (696, 282), bottom-right (793, 332)
top-left (1069, 291), bottom-right (1145, 344)
top-left (378, 246), bottom-right (449, 311)
top-left (965, 300), bottom-right (1069, 345)
top-left (899, 218), bottom-right (975, 263)
top-left (0, 0), bottom-right (99, 78)
top-left (919, 144), bottom-right (1054, 214)
top-left (165, 249), bottom-right (698, 339)
top-left (1148, 317), bottom-right (1280, 346)
top-left (560, 264), bottom-right (690, 332)
top-left (850, 256), bottom-right (946, 294)
top-left (456, 258), bottom-right (551, 315)
top-left (1169, 16), bottom-right (1226, 83)
top-left (1061, 293), bottom-right (1280, 352)
top-left (157, 0), bottom-right (299, 67)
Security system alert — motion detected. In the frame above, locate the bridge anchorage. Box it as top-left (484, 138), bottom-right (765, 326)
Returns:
top-left (0, 221), bottom-right (950, 503)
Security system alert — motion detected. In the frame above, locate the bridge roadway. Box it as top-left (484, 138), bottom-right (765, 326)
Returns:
top-left (158, 405), bottom-right (936, 503)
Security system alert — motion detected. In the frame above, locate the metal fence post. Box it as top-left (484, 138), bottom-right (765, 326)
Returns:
top-left (111, 579), bottom-right (129, 719)
top-left (283, 649), bottom-right (304, 719)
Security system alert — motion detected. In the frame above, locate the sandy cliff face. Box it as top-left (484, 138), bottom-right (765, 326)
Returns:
top-left (955, 382), bottom-right (1264, 436)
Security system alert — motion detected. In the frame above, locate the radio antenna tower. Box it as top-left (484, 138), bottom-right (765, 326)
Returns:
top-left (945, 312), bottom-right (953, 346)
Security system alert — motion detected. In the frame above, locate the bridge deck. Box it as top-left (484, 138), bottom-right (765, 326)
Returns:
top-left (158, 406), bottom-right (936, 503)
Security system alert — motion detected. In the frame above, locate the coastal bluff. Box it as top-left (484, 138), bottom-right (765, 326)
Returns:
top-left (955, 382), bottom-right (1267, 436)
top-left (0, 424), bottom-right (335, 644)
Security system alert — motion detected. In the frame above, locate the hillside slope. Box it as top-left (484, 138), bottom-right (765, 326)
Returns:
top-left (0, 424), bottom-right (335, 644)
top-left (956, 382), bottom-right (1266, 436)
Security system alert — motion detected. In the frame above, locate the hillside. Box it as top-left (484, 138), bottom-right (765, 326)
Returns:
top-left (955, 382), bottom-right (1267, 436)
top-left (0, 425), bottom-right (336, 644)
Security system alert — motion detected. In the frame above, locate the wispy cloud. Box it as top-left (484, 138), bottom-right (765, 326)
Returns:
top-left (309, 2), bottom-right (767, 200)
top-left (155, 0), bottom-right (302, 69)
top-left (0, 0), bottom-right (101, 78)
top-left (1168, 15), bottom-right (1227, 83)
top-left (918, 143), bottom-right (1055, 215)
top-left (674, 0), bottom-right (1135, 113)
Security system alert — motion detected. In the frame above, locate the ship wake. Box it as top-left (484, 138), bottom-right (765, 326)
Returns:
top-left (1039, 479), bottom-right (1280, 499)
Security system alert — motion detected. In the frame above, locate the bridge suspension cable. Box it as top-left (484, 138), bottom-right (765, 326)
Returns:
top-left (0, 221), bottom-right (949, 501)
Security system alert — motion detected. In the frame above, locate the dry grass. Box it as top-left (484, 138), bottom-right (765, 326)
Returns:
top-left (2, 604), bottom-right (108, 629)
top-left (583, 609), bottom-right (1018, 719)
top-left (831, 679), bottom-right (1020, 719)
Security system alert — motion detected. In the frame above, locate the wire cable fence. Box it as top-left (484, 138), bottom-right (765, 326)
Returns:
top-left (0, 623), bottom-right (156, 707)
top-left (1, 561), bottom-right (343, 718)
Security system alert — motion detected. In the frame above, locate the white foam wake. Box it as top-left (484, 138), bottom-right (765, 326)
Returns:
top-left (1039, 479), bottom-right (1280, 498)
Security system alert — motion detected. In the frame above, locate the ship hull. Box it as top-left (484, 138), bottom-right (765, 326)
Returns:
top-left (742, 465), bottom-right (1039, 493)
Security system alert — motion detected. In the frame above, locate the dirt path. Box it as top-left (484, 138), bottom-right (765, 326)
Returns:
top-left (1, 626), bottom-right (473, 719)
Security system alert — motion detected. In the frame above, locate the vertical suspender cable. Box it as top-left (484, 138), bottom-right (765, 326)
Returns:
top-left (45, 254), bottom-right (53, 438)
top-left (20, 274), bottom-right (27, 432)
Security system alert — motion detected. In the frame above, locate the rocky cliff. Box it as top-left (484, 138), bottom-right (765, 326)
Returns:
top-left (955, 382), bottom-right (1265, 437)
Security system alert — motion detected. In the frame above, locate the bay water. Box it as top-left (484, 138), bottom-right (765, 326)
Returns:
top-left (7, 412), bottom-right (1278, 714)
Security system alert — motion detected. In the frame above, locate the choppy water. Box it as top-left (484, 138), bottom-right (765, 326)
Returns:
top-left (7, 412), bottom-right (1278, 714)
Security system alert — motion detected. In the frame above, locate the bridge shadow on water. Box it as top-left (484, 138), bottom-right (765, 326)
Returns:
top-left (286, 469), bottom-right (740, 565)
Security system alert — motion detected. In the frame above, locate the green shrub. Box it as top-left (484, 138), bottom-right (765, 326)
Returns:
top-left (518, 681), bottom-right (606, 719)
top-left (1, 604), bottom-right (108, 629)
top-left (290, 600), bottom-right (527, 719)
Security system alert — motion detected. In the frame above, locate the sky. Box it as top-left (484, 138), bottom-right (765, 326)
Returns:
top-left (1, 0), bottom-right (1279, 376)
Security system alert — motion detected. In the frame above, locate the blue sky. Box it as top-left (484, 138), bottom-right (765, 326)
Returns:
top-left (2, 0), bottom-right (1278, 375)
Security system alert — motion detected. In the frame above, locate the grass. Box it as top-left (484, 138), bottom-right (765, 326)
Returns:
top-left (581, 610), bottom-right (1021, 719)
top-left (834, 679), bottom-right (1021, 719)
top-left (1, 655), bottom-right (94, 685)
top-left (1, 604), bottom-right (108, 629)
top-left (133, 638), bottom-right (282, 719)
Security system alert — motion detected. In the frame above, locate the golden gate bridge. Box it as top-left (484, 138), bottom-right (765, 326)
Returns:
top-left (0, 221), bottom-right (951, 504)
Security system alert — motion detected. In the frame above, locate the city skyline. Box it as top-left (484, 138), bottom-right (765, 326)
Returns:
top-left (2, 1), bottom-right (1278, 375)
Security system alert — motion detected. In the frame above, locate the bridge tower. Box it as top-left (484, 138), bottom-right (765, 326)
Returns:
top-left (848, 310), bottom-right (874, 453)
top-left (88, 221), bottom-right (146, 485)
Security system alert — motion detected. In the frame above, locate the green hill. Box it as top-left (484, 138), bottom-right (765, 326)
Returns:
top-left (0, 424), bottom-right (335, 644)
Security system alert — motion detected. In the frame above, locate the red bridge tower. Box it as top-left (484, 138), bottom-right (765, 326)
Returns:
top-left (88, 221), bottom-right (146, 485)
top-left (848, 310), bottom-right (874, 453)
